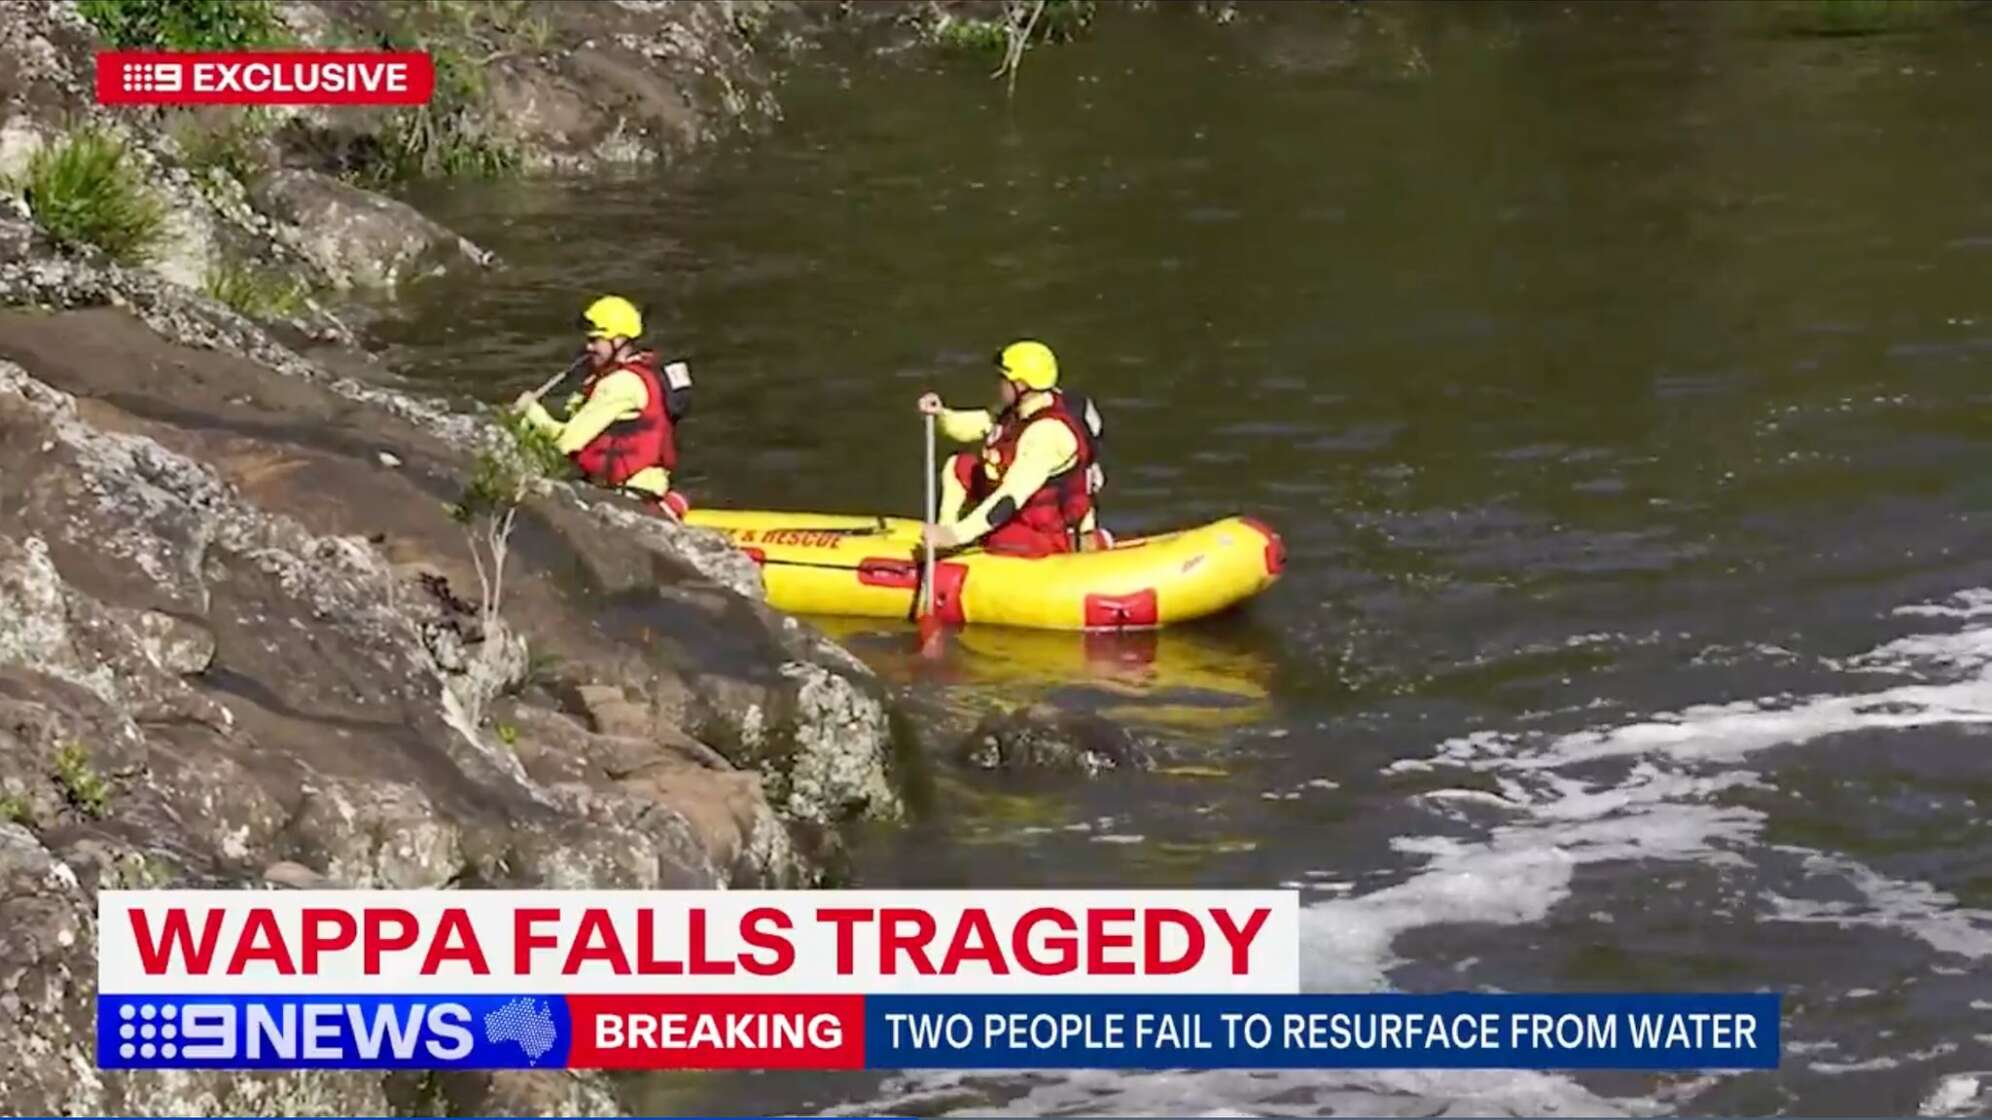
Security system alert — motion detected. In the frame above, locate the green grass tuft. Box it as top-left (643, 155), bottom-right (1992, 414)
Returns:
top-left (489, 0), bottom-right (555, 52)
top-left (78, 0), bottom-right (289, 49)
top-left (20, 129), bottom-right (169, 265)
top-left (204, 258), bottom-right (310, 320)
top-left (53, 743), bottom-right (110, 817)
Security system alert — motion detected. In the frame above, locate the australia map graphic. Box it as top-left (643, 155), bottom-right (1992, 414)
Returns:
top-left (482, 997), bottom-right (558, 1065)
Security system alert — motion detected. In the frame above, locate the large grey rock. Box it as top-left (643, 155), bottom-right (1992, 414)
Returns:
top-left (250, 169), bottom-right (491, 291)
top-left (0, 212), bottom-right (43, 264)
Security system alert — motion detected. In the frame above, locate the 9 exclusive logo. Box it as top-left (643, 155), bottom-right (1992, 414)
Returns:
top-left (95, 51), bottom-right (435, 106)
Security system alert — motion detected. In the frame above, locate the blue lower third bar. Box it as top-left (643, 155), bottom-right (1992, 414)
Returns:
top-left (863, 994), bottom-right (1779, 1070)
top-left (97, 994), bottom-right (573, 1070)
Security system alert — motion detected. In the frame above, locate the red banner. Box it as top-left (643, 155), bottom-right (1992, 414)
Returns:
top-left (563, 994), bottom-right (866, 1070)
top-left (95, 51), bottom-right (434, 106)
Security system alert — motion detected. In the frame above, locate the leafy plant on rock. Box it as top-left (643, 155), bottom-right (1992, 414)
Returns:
top-left (78, 0), bottom-right (289, 50)
top-left (448, 411), bottom-right (570, 639)
top-left (19, 128), bottom-right (168, 265)
top-left (53, 743), bottom-right (110, 817)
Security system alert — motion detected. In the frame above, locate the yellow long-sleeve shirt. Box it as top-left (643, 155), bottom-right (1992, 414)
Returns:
top-left (937, 394), bottom-right (1087, 545)
top-left (522, 369), bottom-right (671, 497)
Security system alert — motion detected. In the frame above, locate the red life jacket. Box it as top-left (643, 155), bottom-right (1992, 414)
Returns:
top-left (966, 391), bottom-right (1099, 546)
top-left (569, 351), bottom-right (678, 487)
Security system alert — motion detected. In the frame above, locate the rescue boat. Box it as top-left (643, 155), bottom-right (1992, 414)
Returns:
top-left (682, 509), bottom-right (1285, 631)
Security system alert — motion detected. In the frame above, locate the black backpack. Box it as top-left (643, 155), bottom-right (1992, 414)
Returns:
top-left (1061, 389), bottom-right (1108, 501)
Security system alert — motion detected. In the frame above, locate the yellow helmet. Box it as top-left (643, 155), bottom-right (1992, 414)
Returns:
top-left (581, 295), bottom-right (643, 340)
top-left (996, 339), bottom-right (1058, 391)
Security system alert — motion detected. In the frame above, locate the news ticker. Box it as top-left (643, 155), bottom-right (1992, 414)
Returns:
top-left (96, 889), bottom-right (1778, 1072)
top-left (97, 993), bottom-right (1779, 1071)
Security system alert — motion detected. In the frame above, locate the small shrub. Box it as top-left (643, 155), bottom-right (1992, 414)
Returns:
top-left (489, 0), bottom-right (554, 52)
top-left (0, 794), bottom-right (31, 826)
top-left (932, 1), bottom-right (1097, 91)
top-left (20, 129), bottom-right (169, 264)
top-left (449, 411), bottom-right (571, 637)
top-left (204, 258), bottom-right (309, 320)
top-left (177, 110), bottom-right (275, 184)
top-left (53, 743), bottom-right (110, 817)
top-left (369, 39), bottom-right (519, 181)
top-left (935, 16), bottom-right (1010, 54)
top-left (495, 722), bottom-right (519, 747)
top-left (78, 0), bottom-right (289, 50)
top-left (353, 3), bottom-right (547, 183)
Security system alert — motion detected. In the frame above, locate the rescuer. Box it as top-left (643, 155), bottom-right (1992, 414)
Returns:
top-left (915, 340), bottom-right (1108, 555)
top-left (514, 295), bottom-right (691, 518)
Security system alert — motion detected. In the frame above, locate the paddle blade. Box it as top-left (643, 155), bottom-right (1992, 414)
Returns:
top-left (917, 611), bottom-right (946, 659)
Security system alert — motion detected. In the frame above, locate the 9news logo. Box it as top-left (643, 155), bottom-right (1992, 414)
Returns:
top-left (108, 1001), bottom-right (191, 1062)
top-left (98, 996), bottom-right (567, 1069)
top-left (116, 61), bottom-right (182, 95)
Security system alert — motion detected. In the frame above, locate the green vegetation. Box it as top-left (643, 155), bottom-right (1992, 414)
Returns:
top-left (495, 722), bottom-right (519, 747)
top-left (78, 0), bottom-right (289, 50)
top-left (486, 0), bottom-right (555, 53)
top-left (935, 15), bottom-right (1011, 54)
top-left (376, 45), bottom-right (518, 180)
top-left (449, 410), bottom-right (571, 634)
top-left (204, 257), bottom-right (309, 320)
top-left (53, 743), bottom-right (110, 817)
top-left (19, 129), bottom-right (169, 265)
top-left (359, 5), bottom-right (526, 183)
top-left (353, 0), bottom-right (565, 182)
top-left (928, 1), bottom-right (1097, 91)
top-left (176, 110), bottom-right (276, 184)
top-left (0, 794), bottom-right (31, 826)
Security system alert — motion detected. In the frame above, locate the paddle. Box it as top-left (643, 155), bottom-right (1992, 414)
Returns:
top-left (917, 411), bottom-right (946, 658)
top-left (523, 351), bottom-right (590, 407)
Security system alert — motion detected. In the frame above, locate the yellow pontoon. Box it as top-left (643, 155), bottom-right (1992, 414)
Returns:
top-left (684, 509), bottom-right (1284, 631)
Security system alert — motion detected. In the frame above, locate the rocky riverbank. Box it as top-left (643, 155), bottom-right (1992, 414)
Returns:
top-left (0, 1), bottom-right (929, 1113)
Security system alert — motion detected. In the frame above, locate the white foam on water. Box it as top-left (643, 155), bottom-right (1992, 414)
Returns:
top-left (1811, 1055), bottom-right (1901, 1075)
top-left (1920, 1073), bottom-right (1988, 1117)
top-left (820, 589), bottom-right (1992, 1118)
top-left (1815, 1043), bottom-right (1957, 1077)
top-left (1894, 588), bottom-right (1992, 619)
top-left (1302, 767), bottom-right (1763, 991)
top-left (837, 1066), bottom-right (1650, 1119)
top-left (1765, 850), bottom-right (1992, 959)
top-left (1291, 588), bottom-right (1992, 1112)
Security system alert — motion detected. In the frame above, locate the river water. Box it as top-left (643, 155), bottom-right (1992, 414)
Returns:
top-left (376, 2), bottom-right (1992, 1115)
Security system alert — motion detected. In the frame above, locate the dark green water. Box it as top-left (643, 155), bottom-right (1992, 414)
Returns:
top-left (380, 3), bottom-right (1992, 1114)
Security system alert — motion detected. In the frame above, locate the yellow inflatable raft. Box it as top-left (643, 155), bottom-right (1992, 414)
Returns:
top-left (683, 509), bottom-right (1284, 631)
